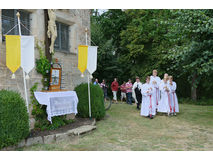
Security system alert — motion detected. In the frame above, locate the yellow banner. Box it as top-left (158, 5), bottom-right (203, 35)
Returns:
top-left (78, 45), bottom-right (88, 74)
top-left (6, 35), bottom-right (21, 73)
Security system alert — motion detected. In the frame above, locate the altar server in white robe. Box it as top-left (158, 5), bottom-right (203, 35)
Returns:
top-left (141, 76), bottom-right (155, 119)
top-left (168, 76), bottom-right (179, 115)
top-left (160, 73), bottom-right (169, 100)
top-left (158, 77), bottom-right (172, 116)
top-left (160, 73), bottom-right (169, 85)
top-left (150, 70), bottom-right (161, 111)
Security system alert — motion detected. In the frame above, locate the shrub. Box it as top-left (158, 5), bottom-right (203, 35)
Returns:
top-left (74, 83), bottom-right (105, 120)
top-left (179, 97), bottom-right (213, 106)
top-left (0, 90), bottom-right (29, 149)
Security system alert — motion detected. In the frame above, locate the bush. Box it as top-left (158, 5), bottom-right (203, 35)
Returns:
top-left (75, 83), bottom-right (105, 120)
top-left (0, 90), bottom-right (29, 149)
top-left (179, 97), bottom-right (213, 106)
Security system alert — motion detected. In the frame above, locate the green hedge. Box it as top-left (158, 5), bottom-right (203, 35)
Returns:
top-left (75, 83), bottom-right (105, 120)
top-left (0, 90), bottom-right (29, 149)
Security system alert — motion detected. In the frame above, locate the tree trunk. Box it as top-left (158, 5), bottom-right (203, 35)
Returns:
top-left (94, 9), bottom-right (98, 16)
top-left (44, 9), bottom-right (52, 62)
top-left (191, 73), bottom-right (197, 101)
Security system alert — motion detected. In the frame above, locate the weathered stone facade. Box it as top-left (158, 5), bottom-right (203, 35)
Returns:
top-left (0, 9), bottom-right (91, 129)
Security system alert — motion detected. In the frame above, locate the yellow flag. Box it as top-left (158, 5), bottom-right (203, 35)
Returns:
top-left (78, 45), bottom-right (88, 76)
top-left (6, 35), bottom-right (21, 74)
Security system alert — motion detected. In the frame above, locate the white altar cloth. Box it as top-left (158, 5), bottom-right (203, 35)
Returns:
top-left (34, 91), bottom-right (78, 123)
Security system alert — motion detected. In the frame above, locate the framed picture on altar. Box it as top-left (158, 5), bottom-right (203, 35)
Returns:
top-left (49, 67), bottom-right (62, 91)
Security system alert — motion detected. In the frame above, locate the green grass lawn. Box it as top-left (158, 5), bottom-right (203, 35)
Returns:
top-left (19, 103), bottom-right (213, 151)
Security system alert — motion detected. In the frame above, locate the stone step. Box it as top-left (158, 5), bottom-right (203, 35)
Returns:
top-left (67, 125), bottom-right (96, 136)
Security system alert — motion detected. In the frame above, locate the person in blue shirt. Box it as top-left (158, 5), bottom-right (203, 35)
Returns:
top-left (93, 78), bottom-right (99, 85)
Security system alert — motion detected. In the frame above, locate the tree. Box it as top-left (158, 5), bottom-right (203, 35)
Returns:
top-left (165, 9), bottom-right (213, 100)
top-left (91, 11), bottom-right (122, 89)
top-left (99, 9), bottom-right (128, 56)
top-left (120, 10), bottom-right (173, 81)
top-left (91, 9), bottom-right (213, 101)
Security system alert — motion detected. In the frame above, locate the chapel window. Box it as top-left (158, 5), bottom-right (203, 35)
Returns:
top-left (54, 21), bottom-right (69, 53)
top-left (2, 9), bottom-right (30, 41)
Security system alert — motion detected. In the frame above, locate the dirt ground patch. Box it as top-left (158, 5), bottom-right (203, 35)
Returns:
top-left (29, 118), bottom-right (95, 138)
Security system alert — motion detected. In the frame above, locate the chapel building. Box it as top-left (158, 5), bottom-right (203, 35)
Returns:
top-left (0, 9), bottom-right (91, 128)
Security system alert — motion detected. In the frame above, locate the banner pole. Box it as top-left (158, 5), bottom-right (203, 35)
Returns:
top-left (86, 28), bottom-right (91, 118)
top-left (17, 12), bottom-right (29, 113)
top-left (88, 74), bottom-right (91, 118)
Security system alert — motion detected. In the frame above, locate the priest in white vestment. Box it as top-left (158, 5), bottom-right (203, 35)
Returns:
top-left (141, 76), bottom-right (155, 119)
top-left (150, 70), bottom-right (161, 111)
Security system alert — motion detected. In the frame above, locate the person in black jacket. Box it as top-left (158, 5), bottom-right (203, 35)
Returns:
top-left (132, 76), bottom-right (143, 110)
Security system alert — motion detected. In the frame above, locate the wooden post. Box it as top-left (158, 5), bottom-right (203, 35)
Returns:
top-left (44, 9), bottom-right (52, 62)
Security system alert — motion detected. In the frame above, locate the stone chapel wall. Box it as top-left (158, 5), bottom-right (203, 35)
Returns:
top-left (0, 9), bottom-right (91, 129)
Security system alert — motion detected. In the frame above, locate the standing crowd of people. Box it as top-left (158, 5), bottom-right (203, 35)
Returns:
top-left (93, 69), bottom-right (179, 119)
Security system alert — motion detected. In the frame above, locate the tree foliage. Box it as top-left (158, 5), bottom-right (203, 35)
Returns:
top-left (164, 10), bottom-right (213, 100)
top-left (91, 9), bottom-right (213, 101)
top-left (91, 10), bottom-right (124, 88)
top-left (120, 10), bottom-right (173, 81)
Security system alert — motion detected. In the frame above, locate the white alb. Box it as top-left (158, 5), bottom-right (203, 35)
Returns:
top-left (140, 83), bottom-right (156, 116)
